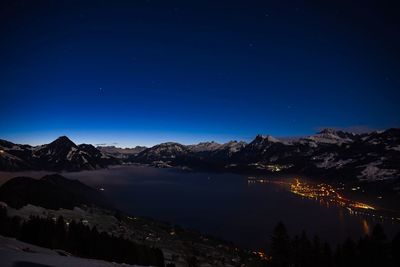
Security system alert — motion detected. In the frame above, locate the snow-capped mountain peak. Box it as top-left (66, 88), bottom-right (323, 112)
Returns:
top-left (188, 141), bottom-right (223, 152)
top-left (305, 129), bottom-right (358, 145)
top-left (255, 134), bottom-right (280, 143)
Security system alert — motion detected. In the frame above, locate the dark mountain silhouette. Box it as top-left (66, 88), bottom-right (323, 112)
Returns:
top-left (0, 136), bottom-right (120, 171)
top-left (0, 174), bottom-right (113, 210)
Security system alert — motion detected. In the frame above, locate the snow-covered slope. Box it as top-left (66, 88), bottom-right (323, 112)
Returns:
top-left (0, 235), bottom-right (142, 267)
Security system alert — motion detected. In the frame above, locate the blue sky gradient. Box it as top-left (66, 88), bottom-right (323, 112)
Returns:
top-left (1, 1), bottom-right (399, 146)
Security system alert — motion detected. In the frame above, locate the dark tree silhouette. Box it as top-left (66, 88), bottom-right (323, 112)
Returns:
top-left (392, 232), bottom-right (400, 267)
top-left (270, 222), bottom-right (291, 267)
top-left (267, 222), bottom-right (398, 267)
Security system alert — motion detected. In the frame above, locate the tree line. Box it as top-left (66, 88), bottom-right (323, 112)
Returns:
top-left (0, 207), bottom-right (164, 266)
top-left (268, 222), bottom-right (400, 267)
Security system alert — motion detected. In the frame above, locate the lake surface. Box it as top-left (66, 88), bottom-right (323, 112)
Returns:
top-left (2, 165), bottom-right (400, 249)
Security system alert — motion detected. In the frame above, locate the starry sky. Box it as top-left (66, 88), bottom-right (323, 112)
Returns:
top-left (1, 0), bottom-right (399, 147)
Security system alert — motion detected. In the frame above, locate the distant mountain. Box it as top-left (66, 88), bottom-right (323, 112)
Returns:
top-left (0, 136), bottom-right (120, 171)
top-left (97, 145), bottom-right (147, 159)
top-left (232, 135), bottom-right (286, 163)
top-left (131, 140), bottom-right (248, 165)
top-left (187, 140), bottom-right (247, 160)
top-left (301, 128), bottom-right (359, 145)
top-left (134, 142), bottom-right (190, 163)
top-left (209, 141), bottom-right (247, 160)
top-left (0, 174), bottom-right (113, 210)
top-left (188, 141), bottom-right (223, 153)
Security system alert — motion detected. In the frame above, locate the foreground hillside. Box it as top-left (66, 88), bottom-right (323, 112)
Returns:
top-left (0, 235), bottom-right (144, 267)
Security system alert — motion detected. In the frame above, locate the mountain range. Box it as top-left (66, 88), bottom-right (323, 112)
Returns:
top-left (130, 128), bottom-right (400, 183)
top-left (1, 129), bottom-right (400, 184)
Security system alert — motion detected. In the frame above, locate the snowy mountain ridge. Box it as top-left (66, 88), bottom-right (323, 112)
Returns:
top-left (1, 128), bottom-right (399, 183)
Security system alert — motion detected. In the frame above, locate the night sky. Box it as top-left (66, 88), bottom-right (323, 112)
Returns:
top-left (1, 1), bottom-right (399, 147)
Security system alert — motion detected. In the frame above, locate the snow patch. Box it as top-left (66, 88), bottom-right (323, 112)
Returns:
top-left (314, 153), bottom-right (336, 169)
top-left (358, 162), bottom-right (397, 181)
top-left (258, 135), bottom-right (280, 143)
top-left (66, 147), bottom-right (78, 161)
top-left (388, 145), bottom-right (400, 152)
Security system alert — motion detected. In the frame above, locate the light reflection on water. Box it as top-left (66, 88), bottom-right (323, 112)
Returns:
top-left (362, 219), bottom-right (370, 235)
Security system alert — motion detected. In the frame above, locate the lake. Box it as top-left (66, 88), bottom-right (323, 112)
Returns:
top-left (2, 165), bottom-right (400, 249)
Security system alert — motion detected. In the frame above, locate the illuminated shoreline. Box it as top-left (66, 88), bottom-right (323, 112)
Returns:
top-left (248, 177), bottom-right (400, 223)
top-left (290, 178), bottom-right (375, 211)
